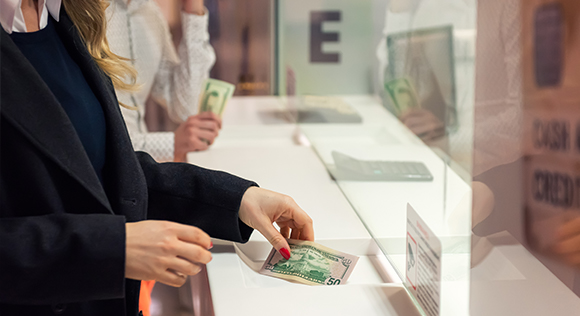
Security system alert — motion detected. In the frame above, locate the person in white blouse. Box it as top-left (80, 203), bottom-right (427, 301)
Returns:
top-left (106, 0), bottom-right (219, 162)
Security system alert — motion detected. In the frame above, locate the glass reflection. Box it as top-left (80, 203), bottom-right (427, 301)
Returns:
top-left (377, 0), bottom-right (476, 172)
top-left (471, 0), bottom-right (580, 314)
top-left (279, 0), bottom-right (475, 314)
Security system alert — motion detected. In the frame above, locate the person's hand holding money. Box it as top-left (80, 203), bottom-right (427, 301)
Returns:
top-left (239, 187), bottom-right (314, 260)
top-left (173, 112), bottom-right (222, 162)
top-left (400, 108), bottom-right (446, 143)
top-left (552, 216), bottom-right (580, 269)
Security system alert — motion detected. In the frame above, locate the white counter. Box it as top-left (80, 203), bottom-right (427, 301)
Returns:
top-left (186, 96), bottom-right (580, 316)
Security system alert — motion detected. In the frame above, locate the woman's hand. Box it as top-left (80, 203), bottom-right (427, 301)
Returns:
top-left (552, 216), bottom-right (580, 269)
top-left (400, 108), bottom-right (446, 143)
top-left (182, 0), bottom-right (205, 15)
top-left (173, 112), bottom-right (222, 162)
top-left (239, 187), bottom-right (314, 260)
top-left (125, 221), bottom-right (213, 287)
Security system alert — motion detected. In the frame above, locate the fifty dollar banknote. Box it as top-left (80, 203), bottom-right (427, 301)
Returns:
top-left (259, 239), bottom-right (359, 286)
top-left (198, 78), bottom-right (236, 117)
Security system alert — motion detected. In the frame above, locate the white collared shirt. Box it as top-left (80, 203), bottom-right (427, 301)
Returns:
top-left (0, 0), bottom-right (61, 33)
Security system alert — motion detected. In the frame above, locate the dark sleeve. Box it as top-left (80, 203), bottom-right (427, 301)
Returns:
top-left (0, 214), bottom-right (126, 304)
top-left (136, 152), bottom-right (257, 243)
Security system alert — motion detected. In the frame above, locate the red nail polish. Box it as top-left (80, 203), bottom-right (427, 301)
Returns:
top-left (280, 248), bottom-right (291, 260)
top-left (209, 242), bottom-right (214, 249)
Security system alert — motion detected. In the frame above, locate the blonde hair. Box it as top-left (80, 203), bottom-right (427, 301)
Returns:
top-left (63, 0), bottom-right (137, 108)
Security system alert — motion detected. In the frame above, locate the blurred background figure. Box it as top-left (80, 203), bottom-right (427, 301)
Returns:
top-left (106, 0), bottom-right (220, 163)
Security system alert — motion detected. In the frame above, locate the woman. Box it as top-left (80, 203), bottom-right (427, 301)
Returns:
top-left (0, 1), bottom-right (313, 315)
top-left (106, 0), bottom-right (220, 162)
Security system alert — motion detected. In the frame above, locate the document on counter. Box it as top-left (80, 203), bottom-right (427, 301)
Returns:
top-left (259, 239), bottom-right (359, 286)
top-left (406, 204), bottom-right (442, 316)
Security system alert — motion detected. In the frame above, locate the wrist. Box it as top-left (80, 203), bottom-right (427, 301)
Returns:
top-left (173, 141), bottom-right (187, 162)
top-left (182, 1), bottom-right (205, 15)
top-left (174, 150), bottom-right (187, 162)
top-left (239, 187), bottom-right (259, 224)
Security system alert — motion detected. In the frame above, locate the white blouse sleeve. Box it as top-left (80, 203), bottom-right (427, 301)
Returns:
top-left (120, 105), bottom-right (175, 162)
top-left (149, 8), bottom-right (217, 124)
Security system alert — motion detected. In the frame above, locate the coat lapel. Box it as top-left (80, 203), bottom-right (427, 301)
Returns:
top-left (53, 9), bottom-right (148, 222)
top-left (1, 6), bottom-right (148, 220)
top-left (0, 16), bottom-right (113, 213)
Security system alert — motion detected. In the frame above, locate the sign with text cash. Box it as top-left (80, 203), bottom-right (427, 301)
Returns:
top-left (522, 0), bottom-right (580, 253)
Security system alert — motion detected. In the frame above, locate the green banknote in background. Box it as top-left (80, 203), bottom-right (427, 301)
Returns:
top-left (259, 240), bottom-right (359, 286)
top-left (384, 78), bottom-right (421, 115)
top-left (198, 78), bottom-right (236, 117)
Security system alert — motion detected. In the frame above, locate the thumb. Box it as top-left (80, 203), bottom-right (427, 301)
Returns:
top-left (198, 111), bottom-right (219, 120)
top-left (259, 223), bottom-right (292, 260)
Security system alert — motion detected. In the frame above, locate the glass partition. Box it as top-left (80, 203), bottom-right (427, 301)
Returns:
top-left (277, 0), bottom-right (475, 315)
top-left (470, 0), bottom-right (580, 315)
top-left (192, 0), bottom-right (580, 314)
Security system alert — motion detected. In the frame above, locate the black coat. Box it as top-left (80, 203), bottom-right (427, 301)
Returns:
top-left (0, 8), bottom-right (255, 316)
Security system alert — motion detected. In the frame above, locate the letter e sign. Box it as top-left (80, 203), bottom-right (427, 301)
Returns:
top-left (310, 11), bottom-right (341, 63)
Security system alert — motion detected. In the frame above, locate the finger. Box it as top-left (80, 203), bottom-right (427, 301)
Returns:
top-left (405, 116), bottom-right (441, 131)
top-left (175, 225), bottom-right (212, 250)
top-left (194, 129), bottom-right (218, 144)
top-left (175, 243), bottom-right (213, 265)
top-left (186, 137), bottom-right (209, 152)
top-left (197, 111), bottom-right (221, 122)
top-left (285, 201), bottom-right (315, 242)
top-left (419, 127), bottom-right (446, 142)
top-left (195, 120), bottom-right (220, 132)
top-left (280, 226), bottom-right (291, 239)
top-left (412, 123), bottom-right (445, 140)
top-left (278, 222), bottom-right (314, 242)
top-left (556, 217), bottom-right (580, 240)
top-left (166, 257), bottom-right (203, 276)
top-left (197, 138), bottom-right (210, 151)
top-left (557, 252), bottom-right (580, 268)
top-left (399, 113), bottom-right (410, 121)
top-left (399, 109), bottom-right (419, 120)
top-left (201, 112), bottom-right (223, 129)
top-left (158, 269), bottom-right (188, 288)
top-left (257, 222), bottom-right (292, 260)
top-left (567, 253), bottom-right (580, 267)
top-left (290, 228), bottom-right (300, 240)
top-left (553, 234), bottom-right (580, 255)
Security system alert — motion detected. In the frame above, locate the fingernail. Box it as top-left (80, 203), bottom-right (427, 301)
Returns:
top-left (280, 248), bottom-right (291, 260)
top-left (209, 242), bottom-right (213, 250)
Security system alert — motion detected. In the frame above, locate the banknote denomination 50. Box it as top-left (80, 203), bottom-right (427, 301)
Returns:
top-left (259, 239), bottom-right (359, 286)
